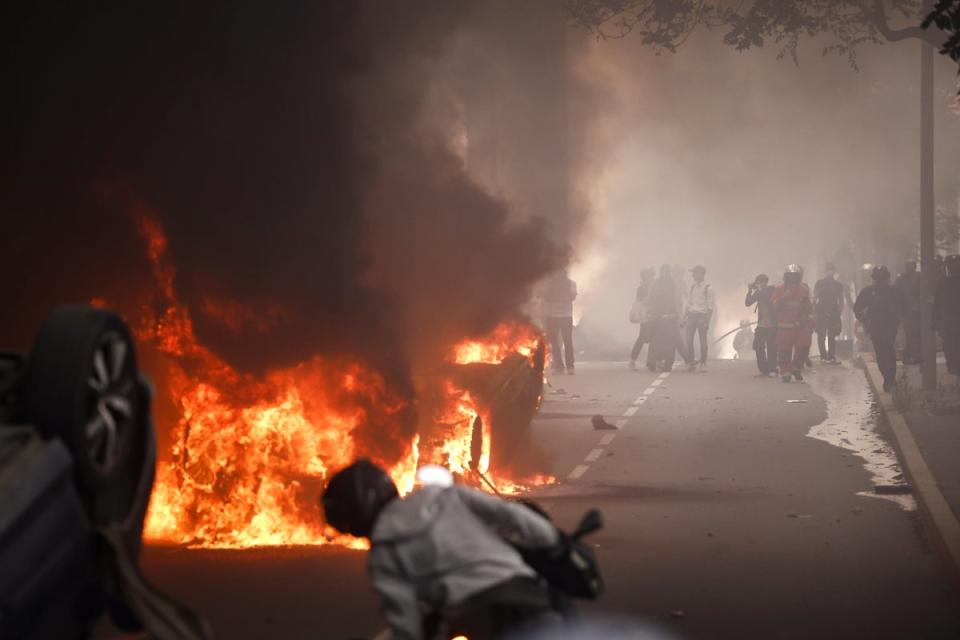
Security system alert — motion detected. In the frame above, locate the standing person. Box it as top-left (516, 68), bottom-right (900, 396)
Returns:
top-left (628, 267), bottom-right (656, 370)
top-left (772, 264), bottom-right (814, 383)
top-left (745, 273), bottom-right (778, 376)
top-left (646, 264), bottom-right (682, 372)
top-left (894, 260), bottom-right (922, 364)
top-left (544, 269), bottom-right (577, 375)
top-left (933, 255), bottom-right (960, 376)
top-left (683, 265), bottom-right (715, 372)
top-left (854, 266), bottom-right (906, 392)
top-left (814, 262), bottom-right (845, 364)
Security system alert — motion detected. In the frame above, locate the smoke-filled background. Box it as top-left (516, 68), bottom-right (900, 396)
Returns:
top-left (3, 0), bottom-right (960, 429)
top-left (570, 27), bottom-right (960, 356)
top-left (0, 1), bottom-right (581, 460)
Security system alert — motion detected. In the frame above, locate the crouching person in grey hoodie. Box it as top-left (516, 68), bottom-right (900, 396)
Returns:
top-left (321, 459), bottom-right (561, 640)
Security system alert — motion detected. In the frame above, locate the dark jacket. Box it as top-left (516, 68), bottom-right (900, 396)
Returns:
top-left (648, 276), bottom-right (681, 318)
top-left (814, 277), bottom-right (844, 320)
top-left (894, 271), bottom-right (922, 311)
top-left (854, 284), bottom-right (905, 334)
top-left (933, 276), bottom-right (960, 332)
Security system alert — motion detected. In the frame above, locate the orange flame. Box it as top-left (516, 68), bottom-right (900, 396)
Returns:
top-left (451, 322), bottom-right (541, 366)
top-left (133, 216), bottom-right (549, 548)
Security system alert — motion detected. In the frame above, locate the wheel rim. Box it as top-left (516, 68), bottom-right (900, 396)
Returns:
top-left (85, 331), bottom-right (135, 475)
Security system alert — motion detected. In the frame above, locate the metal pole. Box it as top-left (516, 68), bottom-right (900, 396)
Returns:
top-left (920, 28), bottom-right (937, 391)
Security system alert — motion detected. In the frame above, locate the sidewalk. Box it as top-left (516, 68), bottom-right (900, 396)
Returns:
top-left (894, 360), bottom-right (960, 522)
top-left (863, 354), bottom-right (960, 574)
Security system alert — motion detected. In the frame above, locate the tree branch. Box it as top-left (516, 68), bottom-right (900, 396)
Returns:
top-left (871, 0), bottom-right (944, 46)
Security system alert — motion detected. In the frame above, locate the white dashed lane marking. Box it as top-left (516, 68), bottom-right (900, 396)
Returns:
top-left (584, 448), bottom-right (605, 462)
top-left (568, 465), bottom-right (589, 479)
top-left (566, 371), bottom-right (670, 480)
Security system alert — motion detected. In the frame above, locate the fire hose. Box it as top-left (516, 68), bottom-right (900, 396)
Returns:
top-left (713, 320), bottom-right (758, 345)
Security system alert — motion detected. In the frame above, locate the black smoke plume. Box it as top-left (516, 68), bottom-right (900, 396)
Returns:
top-left (1, 1), bottom-right (566, 459)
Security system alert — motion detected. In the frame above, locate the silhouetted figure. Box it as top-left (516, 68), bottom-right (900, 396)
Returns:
top-left (894, 260), bottom-right (922, 364)
top-left (854, 266), bottom-right (906, 392)
top-left (628, 267), bottom-right (656, 370)
top-left (933, 255), bottom-right (960, 376)
top-left (745, 273), bottom-right (778, 376)
top-left (544, 270), bottom-right (577, 375)
top-left (772, 264), bottom-right (814, 383)
top-left (646, 264), bottom-right (682, 372)
top-left (814, 262), bottom-right (844, 363)
top-left (683, 265), bottom-right (715, 372)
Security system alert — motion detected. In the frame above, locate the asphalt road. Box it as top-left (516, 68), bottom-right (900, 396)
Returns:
top-left (137, 359), bottom-right (960, 639)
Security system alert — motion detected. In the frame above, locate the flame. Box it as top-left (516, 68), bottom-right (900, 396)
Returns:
top-left (138, 218), bottom-right (413, 548)
top-left (451, 322), bottom-right (541, 366)
top-left (132, 216), bottom-right (549, 548)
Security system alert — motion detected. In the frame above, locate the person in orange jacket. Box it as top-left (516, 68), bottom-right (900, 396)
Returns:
top-left (772, 264), bottom-right (815, 383)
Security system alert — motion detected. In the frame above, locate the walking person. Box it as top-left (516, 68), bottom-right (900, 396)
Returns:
top-left (543, 269), bottom-right (577, 375)
top-left (628, 267), bottom-right (656, 370)
top-left (895, 260), bottom-right (922, 364)
top-left (814, 262), bottom-right (845, 364)
top-left (933, 255), bottom-right (960, 376)
top-left (772, 264), bottom-right (814, 383)
top-left (646, 264), bottom-right (682, 373)
top-left (854, 266), bottom-right (906, 392)
top-left (745, 273), bottom-right (778, 376)
top-left (683, 265), bottom-right (715, 372)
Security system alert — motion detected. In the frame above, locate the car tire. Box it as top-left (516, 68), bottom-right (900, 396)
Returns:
top-left (22, 305), bottom-right (144, 522)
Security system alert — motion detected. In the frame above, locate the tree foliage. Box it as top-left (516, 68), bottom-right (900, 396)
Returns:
top-left (924, 0), bottom-right (960, 63)
top-left (565, 1), bottom-right (943, 66)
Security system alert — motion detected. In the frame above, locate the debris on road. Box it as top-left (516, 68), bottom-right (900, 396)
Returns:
top-left (787, 399), bottom-right (809, 404)
top-left (787, 513), bottom-right (813, 519)
top-left (592, 415), bottom-right (618, 430)
top-left (670, 610), bottom-right (686, 619)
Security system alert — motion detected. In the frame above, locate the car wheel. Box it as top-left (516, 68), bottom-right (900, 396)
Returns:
top-left (22, 305), bottom-right (143, 519)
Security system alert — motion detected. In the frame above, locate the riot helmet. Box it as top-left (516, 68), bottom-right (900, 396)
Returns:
top-left (871, 265), bottom-right (891, 284)
top-left (784, 264), bottom-right (803, 285)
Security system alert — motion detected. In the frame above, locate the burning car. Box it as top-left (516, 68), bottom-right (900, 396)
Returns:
top-left (122, 216), bottom-right (554, 549)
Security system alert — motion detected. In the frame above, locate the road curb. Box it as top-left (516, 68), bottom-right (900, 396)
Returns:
top-left (861, 359), bottom-right (960, 579)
